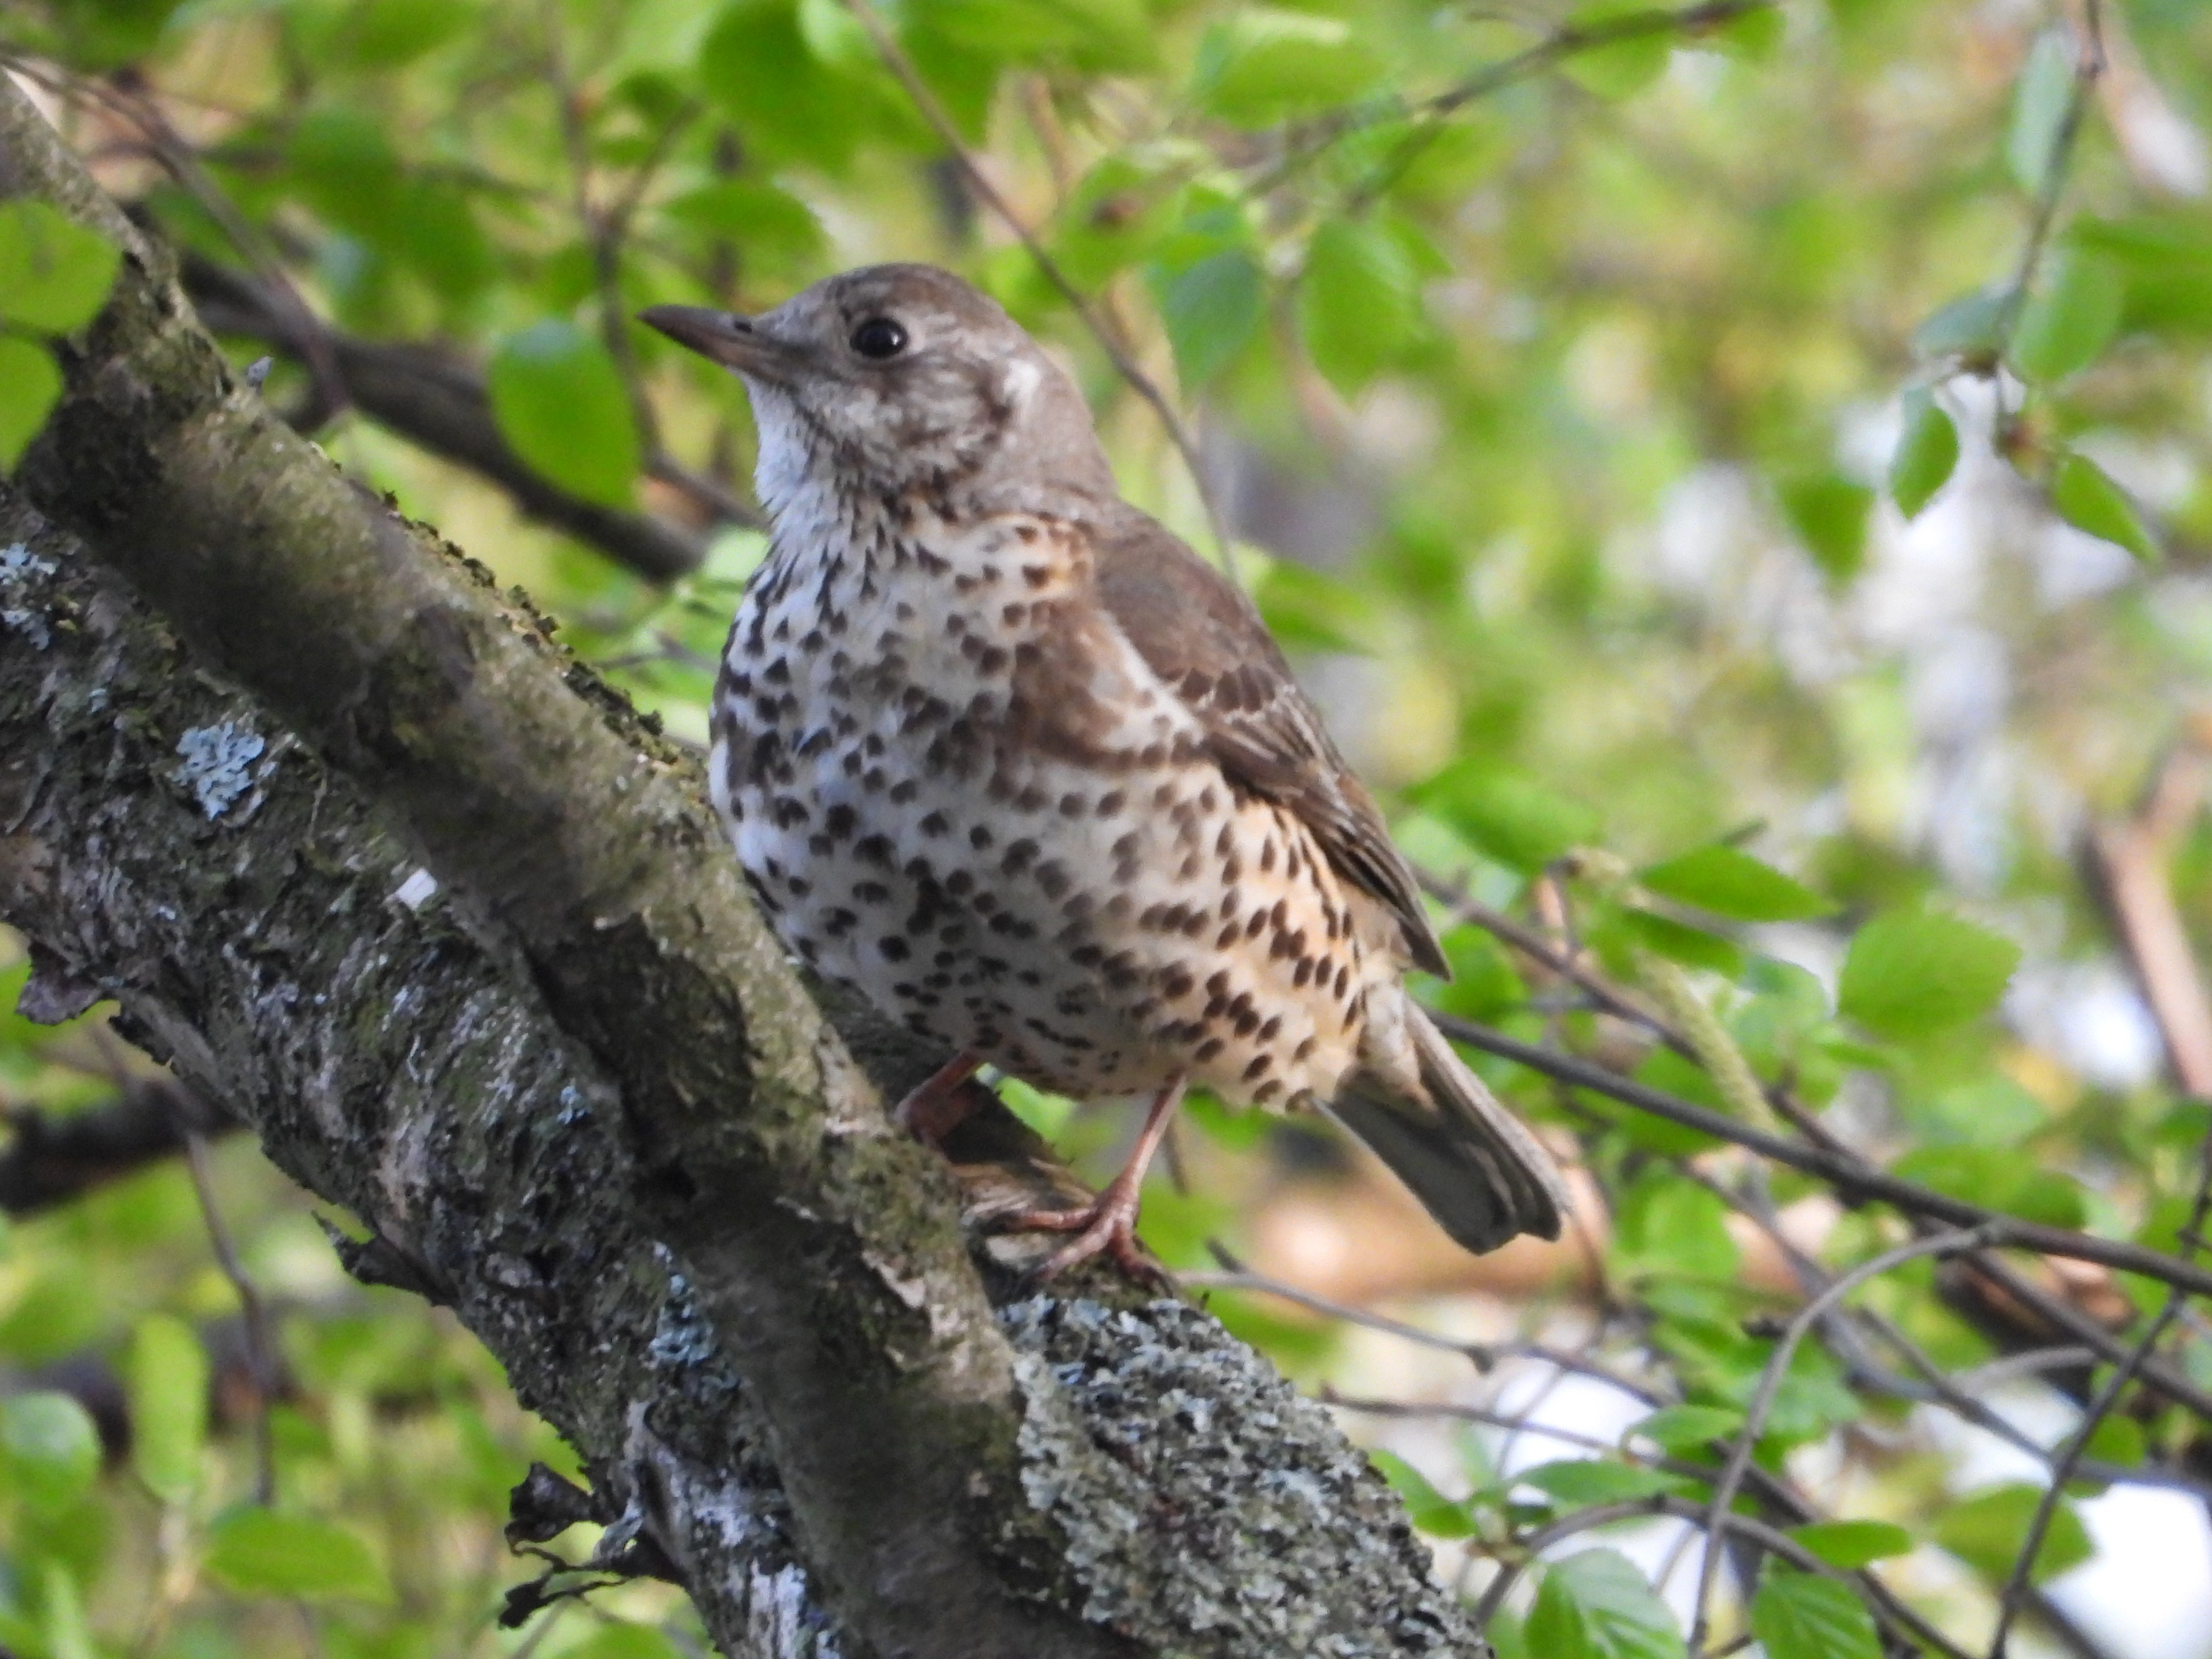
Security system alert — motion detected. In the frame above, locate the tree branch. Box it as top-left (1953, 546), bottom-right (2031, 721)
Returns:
top-left (179, 255), bottom-right (719, 583)
top-left (0, 1078), bottom-right (232, 1215)
top-left (1, 83), bottom-right (1490, 1659)
top-left (1429, 1014), bottom-right (2212, 1305)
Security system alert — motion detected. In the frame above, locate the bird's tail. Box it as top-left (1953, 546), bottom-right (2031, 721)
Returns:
top-left (1323, 1001), bottom-right (1569, 1254)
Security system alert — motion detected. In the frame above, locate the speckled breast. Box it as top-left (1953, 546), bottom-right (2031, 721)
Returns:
top-left (708, 500), bottom-right (1390, 1108)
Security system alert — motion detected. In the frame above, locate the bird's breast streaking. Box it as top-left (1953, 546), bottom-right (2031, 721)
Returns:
top-left (710, 494), bottom-right (1395, 1109)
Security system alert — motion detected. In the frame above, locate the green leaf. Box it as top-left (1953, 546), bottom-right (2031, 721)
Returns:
top-left (1787, 1519), bottom-right (1914, 1569)
top-left (310, 0), bottom-right (475, 68)
top-left (1526, 1548), bottom-right (1686, 1659)
top-left (1410, 762), bottom-right (1600, 874)
top-left (1299, 219), bottom-right (1421, 396)
top-left (0, 339), bottom-right (62, 473)
top-left (1933, 1483), bottom-right (2091, 1586)
top-left (1838, 905), bottom-right (2019, 1042)
top-left (1906, 1075), bottom-right (2046, 1147)
top-left (1149, 249), bottom-right (1262, 390)
top-left (487, 321), bottom-right (641, 510)
top-left (1614, 1173), bottom-right (1740, 1282)
top-left (1518, 1460), bottom-right (1685, 1506)
top-left (1, 1392), bottom-right (100, 1515)
top-left (0, 202), bottom-right (122, 336)
top-left (1749, 1570), bottom-right (1882, 1659)
top-left (1252, 558), bottom-right (1381, 653)
top-left (662, 180), bottom-right (827, 274)
top-left (1776, 473), bottom-right (1875, 583)
top-left (286, 106), bottom-right (405, 241)
top-left (1640, 844), bottom-right (1833, 923)
top-left (1891, 1145), bottom-right (2086, 1228)
top-left (128, 1315), bottom-right (209, 1505)
top-left (565, 1626), bottom-right (689, 1659)
top-left (2050, 452), bottom-right (2158, 562)
top-left (1192, 9), bottom-right (1384, 128)
top-left (2007, 31), bottom-right (2078, 196)
top-left (1429, 925), bottom-right (1527, 1023)
top-left (1889, 388), bottom-right (1959, 519)
top-left (1915, 286), bottom-right (2009, 361)
top-left (2012, 249), bottom-right (2123, 381)
top-left (1616, 907), bottom-right (1744, 979)
top-left (908, 0), bottom-right (1153, 72)
top-left (699, 1), bottom-right (870, 170)
top-left (1629, 1405), bottom-right (1741, 1454)
top-left (2081, 1414), bottom-right (2144, 1471)
top-left (1369, 1450), bottom-right (1477, 1538)
top-left (1558, 3), bottom-right (1673, 100)
top-left (205, 1509), bottom-right (394, 1603)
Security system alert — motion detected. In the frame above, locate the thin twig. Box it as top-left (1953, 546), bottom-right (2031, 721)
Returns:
top-left (1987, 1025), bottom-right (2212, 1658)
top-left (1347, 0), bottom-right (1780, 208)
top-left (1996, 0), bottom-right (2110, 352)
top-left (1187, 1251), bottom-right (1663, 1400)
top-left (839, 0), bottom-right (1237, 577)
top-left (2085, 735), bottom-right (2212, 1096)
top-left (1432, 1013), bottom-right (2212, 1303)
top-left (1467, 1493), bottom-right (1842, 1636)
top-left (182, 1132), bottom-right (278, 1504)
top-left (544, 0), bottom-right (661, 457)
top-left (1689, 1225), bottom-right (2006, 1653)
top-left (12, 63), bottom-right (350, 416)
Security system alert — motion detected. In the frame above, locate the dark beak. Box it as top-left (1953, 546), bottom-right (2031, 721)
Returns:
top-left (638, 304), bottom-right (799, 377)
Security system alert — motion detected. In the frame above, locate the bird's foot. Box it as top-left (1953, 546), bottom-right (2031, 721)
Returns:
top-left (1004, 1189), bottom-right (1162, 1283)
top-left (892, 1052), bottom-right (983, 1146)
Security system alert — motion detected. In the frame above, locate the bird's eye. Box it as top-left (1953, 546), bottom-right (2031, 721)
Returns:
top-left (850, 317), bottom-right (908, 359)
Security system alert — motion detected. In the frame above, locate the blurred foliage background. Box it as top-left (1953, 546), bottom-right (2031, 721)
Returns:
top-left (5, 0), bottom-right (2212, 1656)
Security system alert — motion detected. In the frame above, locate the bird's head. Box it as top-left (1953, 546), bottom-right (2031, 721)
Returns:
top-left (641, 264), bottom-right (1113, 515)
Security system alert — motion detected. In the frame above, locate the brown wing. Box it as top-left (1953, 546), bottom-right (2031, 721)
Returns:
top-left (1089, 507), bottom-right (1450, 979)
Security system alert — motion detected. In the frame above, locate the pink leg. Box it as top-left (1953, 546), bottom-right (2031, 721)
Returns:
top-left (893, 1052), bottom-right (984, 1145)
top-left (1009, 1074), bottom-right (1188, 1281)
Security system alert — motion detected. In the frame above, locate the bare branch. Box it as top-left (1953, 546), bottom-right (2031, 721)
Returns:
top-left (180, 256), bottom-right (722, 582)
top-left (0, 1078), bottom-right (232, 1215)
top-left (1430, 1013), bottom-right (2212, 1306)
top-left (1690, 1225), bottom-right (2007, 1653)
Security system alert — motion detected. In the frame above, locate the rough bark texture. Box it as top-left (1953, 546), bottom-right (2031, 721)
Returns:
top-left (1, 76), bottom-right (1490, 1659)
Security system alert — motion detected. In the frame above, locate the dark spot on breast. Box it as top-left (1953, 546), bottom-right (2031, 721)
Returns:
top-left (879, 936), bottom-right (911, 961)
top-left (918, 810), bottom-right (950, 836)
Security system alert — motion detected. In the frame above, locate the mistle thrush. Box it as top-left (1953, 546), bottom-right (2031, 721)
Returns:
top-left (642, 265), bottom-right (1569, 1275)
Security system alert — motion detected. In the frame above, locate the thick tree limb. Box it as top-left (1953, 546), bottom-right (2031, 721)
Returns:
top-left (0, 83), bottom-right (1484, 1659)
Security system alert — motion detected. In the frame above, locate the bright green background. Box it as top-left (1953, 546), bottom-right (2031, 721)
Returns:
top-left (5, 0), bottom-right (2212, 1654)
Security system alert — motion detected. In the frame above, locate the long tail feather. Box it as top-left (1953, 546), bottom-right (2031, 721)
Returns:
top-left (1325, 1005), bottom-right (1569, 1254)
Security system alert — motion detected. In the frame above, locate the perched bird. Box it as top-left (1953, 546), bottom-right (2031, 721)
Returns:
top-left (641, 265), bottom-right (1567, 1275)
